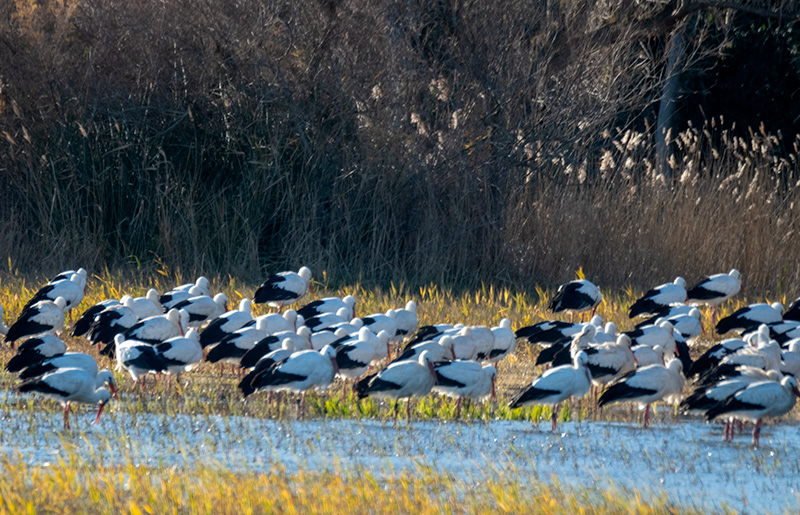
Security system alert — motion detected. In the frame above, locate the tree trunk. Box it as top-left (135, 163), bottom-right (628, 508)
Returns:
top-left (656, 22), bottom-right (688, 178)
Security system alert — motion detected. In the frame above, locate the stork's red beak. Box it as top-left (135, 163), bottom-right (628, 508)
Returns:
top-left (94, 402), bottom-right (106, 425)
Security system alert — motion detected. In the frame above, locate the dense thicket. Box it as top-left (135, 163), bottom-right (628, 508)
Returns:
top-left (0, 0), bottom-right (799, 292)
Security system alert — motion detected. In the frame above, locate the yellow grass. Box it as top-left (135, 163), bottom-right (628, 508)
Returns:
top-left (0, 453), bottom-right (698, 515)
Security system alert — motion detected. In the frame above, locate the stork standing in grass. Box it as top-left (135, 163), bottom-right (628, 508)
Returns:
top-left (253, 267), bottom-right (312, 312)
top-left (18, 367), bottom-right (116, 430)
top-left (509, 351), bottom-right (592, 431)
top-left (356, 350), bottom-right (438, 425)
top-left (687, 269), bottom-right (743, 327)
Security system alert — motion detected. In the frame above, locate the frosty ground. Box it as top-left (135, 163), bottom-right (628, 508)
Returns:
top-left (1, 396), bottom-right (797, 515)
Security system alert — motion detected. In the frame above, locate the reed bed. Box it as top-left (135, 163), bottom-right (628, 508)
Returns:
top-left (1, 0), bottom-right (799, 291)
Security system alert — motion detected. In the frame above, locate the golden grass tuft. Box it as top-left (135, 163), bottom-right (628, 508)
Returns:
top-left (0, 454), bottom-right (700, 515)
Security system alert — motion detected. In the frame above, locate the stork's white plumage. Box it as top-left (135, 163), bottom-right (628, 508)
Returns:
top-left (404, 323), bottom-right (461, 347)
top-left (49, 268), bottom-right (87, 284)
top-left (433, 361), bottom-right (497, 417)
top-left (160, 284), bottom-right (205, 311)
top-left (239, 327), bottom-right (314, 368)
top-left (335, 330), bottom-right (380, 381)
top-left (449, 328), bottom-right (479, 361)
top-left (302, 309), bottom-right (351, 333)
top-left (715, 339), bottom-right (783, 375)
top-left (127, 289), bottom-right (164, 320)
top-left (253, 267), bottom-right (312, 311)
top-left (161, 277), bottom-right (211, 307)
top-left (171, 293), bottom-right (228, 328)
top-left (309, 327), bottom-right (350, 351)
top-left (539, 324), bottom-right (597, 367)
top-left (661, 308), bottom-right (703, 340)
top-left (393, 338), bottom-right (455, 364)
top-left (687, 269), bottom-right (743, 325)
top-left (318, 317), bottom-right (364, 336)
top-left (780, 340), bottom-right (800, 377)
top-left (624, 320), bottom-right (676, 350)
top-left (18, 352), bottom-right (99, 380)
top-left (18, 367), bottom-right (116, 429)
top-left (122, 309), bottom-right (187, 344)
top-left (584, 334), bottom-right (637, 386)
top-left (548, 279), bottom-right (602, 321)
top-left (251, 309), bottom-right (301, 335)
top-left (5, 297), bottom-right (67, 347)
top-left (248, 345), bottom-right (338, 416)
top-left (238, 338), bottom-right (298, 397)
top-left (22, 272), bottom-right (86, 313)
top-left (361, 311), bottom-right (399, 342)
top-left (297, 296), bottom-right (356, 322)
top-left (598, 359), bottom-right (685, 427)
top-left (393, 301), bottom-right (419, 337)
top-left (205, 318), bottom-right (269, 365)
top-left (115, 335), bottom-right (168, 383)
top-left (514, 320), bottom-right (582, 346)
top-left (628, 277), bottom-right (687, 318)
top-left (715, 302), bottom-right (784, 335)
top-left (680, 367), bottom-right (782, 415)
top-left (156, 329), bottom-right (203, 375)
top-left (633, 344), bottom-right (672, 367)
top-left (199, 298), bottom-right (253, 350)
top-left (469, 326), bottom-right (495, 361)
top-left (488, 318), bottom-right (516, 364)
top-left (635, 304), bottom-right (697, 328)
top-left (356, 350), bottom-right (437, 424)
top-left (72, 299), bottom-right (121, 338)
top-left (90, 304), bottom-right (138, 348)
top-left (509, 351), bottom-right (592, 431)
top-left (5, 334), bottom-right (67, 373)
top-left (705, 376), bottom-right (800, 446)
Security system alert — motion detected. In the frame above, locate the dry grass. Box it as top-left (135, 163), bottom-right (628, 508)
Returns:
top-left (0, 454), bottom-right (699, 514)
top-left (0, 1), bottom-right (799, 291)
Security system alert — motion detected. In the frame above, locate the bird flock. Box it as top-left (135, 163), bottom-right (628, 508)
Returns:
top-left (1, 266), bottom-right (799, 446)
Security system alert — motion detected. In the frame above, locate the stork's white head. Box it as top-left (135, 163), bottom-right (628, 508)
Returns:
top-left (146, 289), bottom-right (162, 307)
top-left (214, 293), bottom-right (228, 310)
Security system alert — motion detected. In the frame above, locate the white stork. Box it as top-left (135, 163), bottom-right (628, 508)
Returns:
top-left (5, 297), bottom-right (67, 348)
top-left (199, 298), bottom-right (253, 350)
top-left (355, 350), bottom-right (437, 424)
top-left (628, 277), bottom-right (687, 318)
top-left (705, 376), bottom-right (800, 446)
top-left (433, 361), bottom-right (497, 418)
top-left (508, 351), bottom-right (592, 431)
top-left (253, 267), bottom-right (312, 312)
top-left (598, 359), bottom-right (685, 428)
top-left (548, 279), bottom-right (602, 322)
top-left (17, 367), bottom-right (116, 430)
top-left (5, 334), bottom-right (67, 373)
top-left (687, 269), bottom-right (743, 326)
